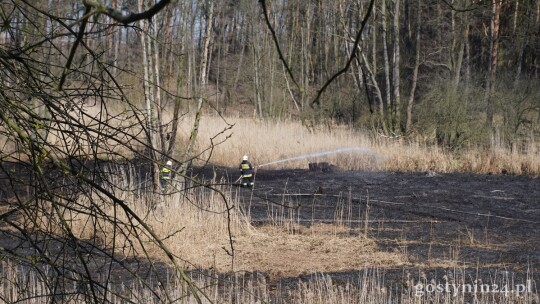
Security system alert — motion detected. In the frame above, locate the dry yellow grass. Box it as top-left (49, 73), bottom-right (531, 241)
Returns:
top-left (180, 116), bottom-right (381, 170)
top-left (3, 104), bottom-right (538, 175)
top-left (181, 115), bottom-right (540, 175)
top-left (67, 179), bottom-right (407, 278)
top-left (232, 224), bottom-right (405, 278)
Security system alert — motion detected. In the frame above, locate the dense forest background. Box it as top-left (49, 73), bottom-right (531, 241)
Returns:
top-left (1, 0), bottom-right (540, 150)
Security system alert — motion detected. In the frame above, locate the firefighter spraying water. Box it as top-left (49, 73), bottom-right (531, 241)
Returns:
top-left (236, 147), bottom-right (374, 188)
top-left (239, 155), bottom-right (254, 187)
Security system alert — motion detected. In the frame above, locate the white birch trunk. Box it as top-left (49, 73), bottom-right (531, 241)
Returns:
top-left (139, 0), bottom-right (159, 191)
top-left (181, 0), bottom-right (214, 173)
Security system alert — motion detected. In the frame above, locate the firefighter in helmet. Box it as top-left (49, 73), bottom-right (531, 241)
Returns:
top-left (239, 155), bottom-right (254, 187)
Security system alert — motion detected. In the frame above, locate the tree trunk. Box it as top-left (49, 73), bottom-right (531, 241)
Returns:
top-left (371, 2), bottom-right (381, 117)
top-left (180, 0), bottom-right (214, 174)
top-left (381, 0), bottom-right (391, 128)
top-left (251, 8), bottom-right (264, 119)
top-left (484, 0), bottom-right (501, 127)
top-left (406, 0), bottom-right (421, 133)
top-left (536, 0), bottom-right (540, 78)
top-left (167, 1), bottom-right (192, 159)
top-left (515, 35), bottom-right (527, 82)
top-left (392, 0), bottom-right (401, 132)
top-left (359, 50), bottom-right (386, 134)
top-left (452, 9), bottom-right (468, 92)
top-left (464, 23), bottom-right (471, 97)
top-left (167, 56), bottom-right (184, 158)
top-left (112, 0), bottom-right (122, 76)
top-left (513, 0), bottom-right (519, 35)
top-left (152, 21), bottom-right (165, 159)
top-left (252, 41), bottom-right (263, 118)
top-left (515, 0), bottom-right (528, 82)
top-left (339, 0), bottom-right (363, 119)
top-left (138, 0), bottom-right (159, 192)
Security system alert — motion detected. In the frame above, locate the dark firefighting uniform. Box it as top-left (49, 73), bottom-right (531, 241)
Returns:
top-left (239, 160), bottom-right (254, 187)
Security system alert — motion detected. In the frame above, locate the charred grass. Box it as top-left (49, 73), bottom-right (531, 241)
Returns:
top-left (2, 167), bottom-right (539, 303)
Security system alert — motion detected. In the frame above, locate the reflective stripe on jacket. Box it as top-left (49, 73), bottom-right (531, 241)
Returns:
top-left (239, 161), bottom-right (253, 177)
top-left (160, 167), bottom-right (172, 180)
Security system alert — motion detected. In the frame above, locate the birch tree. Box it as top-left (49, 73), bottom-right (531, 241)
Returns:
top-left (179, 0), bottom-right (214, 177)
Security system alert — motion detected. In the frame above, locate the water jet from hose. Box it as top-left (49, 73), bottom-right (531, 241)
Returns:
top-left (257, 147), bottom-right (373, 168)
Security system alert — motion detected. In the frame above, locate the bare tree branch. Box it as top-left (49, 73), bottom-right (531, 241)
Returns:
top-left (310, 0), bottom-right (375, 107)
top-left (58, 5), bottom-right (92, 91)
top-left (259, 0), bottom-right (301, 91)
top-left (83, 0), bottom-right (171, 24)
top-left (58, 0), bottom-right (171, 91)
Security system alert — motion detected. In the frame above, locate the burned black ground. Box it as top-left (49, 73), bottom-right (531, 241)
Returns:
top-left (196, 165), bottom-right (540, 293)
top-left (1, 161), bottom-right (539, 301)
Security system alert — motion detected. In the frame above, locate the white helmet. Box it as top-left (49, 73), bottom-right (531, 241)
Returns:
top-left (166, 160), bottom-right (172, 166)
top-left (242, 155), bottom-right (248, 161)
